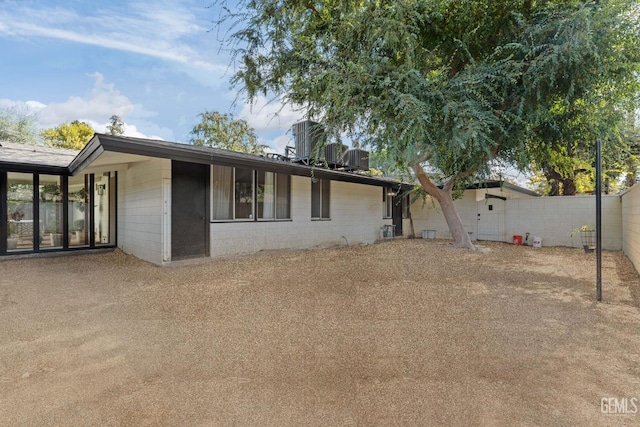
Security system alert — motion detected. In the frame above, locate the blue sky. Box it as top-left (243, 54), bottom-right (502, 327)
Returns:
top-left (0, 0), bottom-right (303, 152)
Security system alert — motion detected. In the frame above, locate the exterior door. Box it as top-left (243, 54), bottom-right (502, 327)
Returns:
top-left (476, 197), bottom-right (506, 241)
top-left (171, 161), bottom-right (209, 260)
top-left (392, 194), bottom-right (403, 236)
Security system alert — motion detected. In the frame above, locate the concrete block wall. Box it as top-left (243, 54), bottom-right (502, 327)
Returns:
top-left (622, 185), bottom-right (640, 271)
top-left (506, 196), bottom-right (621, 250)
top-left (209, 175), bottom-right (391, 257)
top-left (411, 191), bottom-right (479, 240)
top-left (411, 191), bottom-right (622, 250)
top-left (117, 158), bottom-right (170, 265)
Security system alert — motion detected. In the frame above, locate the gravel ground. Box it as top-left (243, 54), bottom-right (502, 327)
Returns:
top-left (1, 240), bottom-right (639, 426)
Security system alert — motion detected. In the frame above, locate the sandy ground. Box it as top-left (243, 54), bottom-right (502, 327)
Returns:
top-left (1, 240), bottom-right (640, 426)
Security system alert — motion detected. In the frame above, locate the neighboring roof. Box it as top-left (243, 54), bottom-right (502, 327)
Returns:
top-left (467, 180), bottom-right (540, 197)
top-left (0, 140), bottom-right (79, 174)
top-left (70, 133), bottom-right (410, 189)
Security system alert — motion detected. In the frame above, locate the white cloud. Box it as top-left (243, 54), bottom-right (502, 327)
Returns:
top-left (267, 134), bottom-right (294, 155)
top-left (239, 95), bottom-right (306, 133)
top-left (0, 1), bottom-right (225, 73)
top-left (0, 73), bottom-right (163, 140)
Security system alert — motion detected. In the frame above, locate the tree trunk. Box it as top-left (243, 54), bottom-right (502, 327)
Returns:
top-left (561, 178), bottom-right (576, 196)
top-left (412, 165), bottom-right (475, 249)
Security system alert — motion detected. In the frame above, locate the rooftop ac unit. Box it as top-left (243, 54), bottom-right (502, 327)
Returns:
top-left (324, 142), bottom-right (347, 168)
top-left (291, 120), bottom-right (324, 164)
top-left (344, 148), bottom-right (369, 171)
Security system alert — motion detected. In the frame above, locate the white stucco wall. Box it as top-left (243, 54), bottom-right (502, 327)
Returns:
top-left (622, 185), bottom-right (640, 271)
top-left (117, 158), bottom-right (170, 265)
top-left (411, 190), bottom-right (622, 250)
top-left (209, 176), bottom-right (391, 257)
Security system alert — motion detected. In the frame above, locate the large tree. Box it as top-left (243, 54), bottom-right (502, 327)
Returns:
top-left (106, 115), bottom-right (124, 136)
top-left (215, 0), bottom-right (639, 248)
top-left (0, 107), bottom-right (39, 144)
top-left (189, 110), bottom-right (267, 154)
top-left (41, 120), bottom-right (94, 150)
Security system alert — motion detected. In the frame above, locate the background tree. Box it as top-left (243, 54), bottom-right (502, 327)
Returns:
top-left (189, 110), bottom-right (267, 154)
top-left (41, 120), bottom-right (94, 150)
top-left (215, 0), bottom-right (639, 248)
top-left (106, 115), bottom-right (124, 136)
top-left (0, 107), bottom-right (39, 144)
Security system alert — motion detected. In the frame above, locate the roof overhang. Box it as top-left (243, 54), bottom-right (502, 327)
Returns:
top-left (70, 133), bottom-right (410, 188)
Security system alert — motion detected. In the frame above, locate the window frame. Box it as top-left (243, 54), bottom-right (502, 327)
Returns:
top-left (211, 165), bottom-right (291, 222)
top-left (311, 178), bottom-right (331, 220)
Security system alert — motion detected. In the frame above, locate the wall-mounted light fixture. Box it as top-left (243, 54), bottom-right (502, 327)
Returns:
top-left (96, 184), bottom-right (106, 196)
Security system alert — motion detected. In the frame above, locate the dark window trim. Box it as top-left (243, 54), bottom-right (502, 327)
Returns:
top-left (0, 171), bottom-right (118, 256)
top-left (211, 166), bottom-right (292, 222)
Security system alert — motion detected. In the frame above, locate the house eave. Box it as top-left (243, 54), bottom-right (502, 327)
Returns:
top-left (79, 133), bottom-right (409, 188)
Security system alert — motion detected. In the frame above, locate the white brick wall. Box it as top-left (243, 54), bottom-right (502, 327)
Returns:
top-left (117, 158), bottom-right (170, 265)
top-left (622, 185), bottom-right (640, 271)
top-left (411, 191), bottom-right (622, 250)
top-left (209, 175), bottom-right (391, 257)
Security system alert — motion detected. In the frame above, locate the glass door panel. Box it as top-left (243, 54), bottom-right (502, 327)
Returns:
top-left (94, 173), bottom-right (111, 245)
top-left (68, 174), bottom-right (89, 247)
top-left (7, 173), bottom-right (34, 252)
top-left (39, 175), bottom-right (63, 249)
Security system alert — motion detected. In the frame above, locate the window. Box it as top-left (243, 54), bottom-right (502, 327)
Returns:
top-left (383, 186), bottom-right (394, 219)
top-left (39, 175), bottom-right (63, 249)
top-left (6, 172), bottom-right (34, 252)
top-left (257, 171), bottom-right (290, 220)
top-left (211, 165), bottom-right (234, 220)
top-left (234, 167), bottom-right (254, 219)
top-left (68, 174), bottom-right (89, 247)
top-left (211, 165), bottom-right (291, 221)
top-left (311, 178), bottom-right (330, 219)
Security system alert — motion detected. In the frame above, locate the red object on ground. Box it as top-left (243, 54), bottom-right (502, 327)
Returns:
top-left (513, 235), bottom-right (523, 245)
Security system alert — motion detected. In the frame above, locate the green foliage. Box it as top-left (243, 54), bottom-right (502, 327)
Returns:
top-left (216, 0), bottom-right (638, 184)
top-left (106, 115), bottom-right (124, 136)
top-left (189, 110), bottom-right (267, 154)
top-left (41, 121), bottom-right (94, 150)
top-left (522, 1), bottom-right (640, 195)
top-left (0, 107), bottom-right (39, 144)
top-left (212, 0), bottom-right (639, 246)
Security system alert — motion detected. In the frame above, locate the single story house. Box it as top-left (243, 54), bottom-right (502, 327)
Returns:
top-left (1, 134), bottom-right (415, 265)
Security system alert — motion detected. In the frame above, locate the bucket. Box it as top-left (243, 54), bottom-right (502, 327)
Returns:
top-left (532, 236), bottom-right (542, 248)
top-left (422, 230), bottom-right (436, 239)
top-left (513, 235), bottom-right (523, 246)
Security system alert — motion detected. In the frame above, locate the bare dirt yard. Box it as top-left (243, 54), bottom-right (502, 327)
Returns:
top-left (1, 240), bottom-right (640, 426)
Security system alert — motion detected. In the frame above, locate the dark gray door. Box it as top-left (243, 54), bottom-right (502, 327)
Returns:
top-left (392, 194), bottom-right (403, 236)
top-left (172, 161), bottom-right (209, 259)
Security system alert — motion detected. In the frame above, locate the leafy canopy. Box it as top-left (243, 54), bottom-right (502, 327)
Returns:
top-left (218, 0), bottom-right (638, 182)
top-left (41, 121), bottom-right (94, 150)
top-left (0, 107), bottom-right (39, 144)
top-left (214, 0), bottom-right (639, 247)
top-left (189, 110), bottom-right (267, 154)
top-left (106, 115), bottom-right (124, 136)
